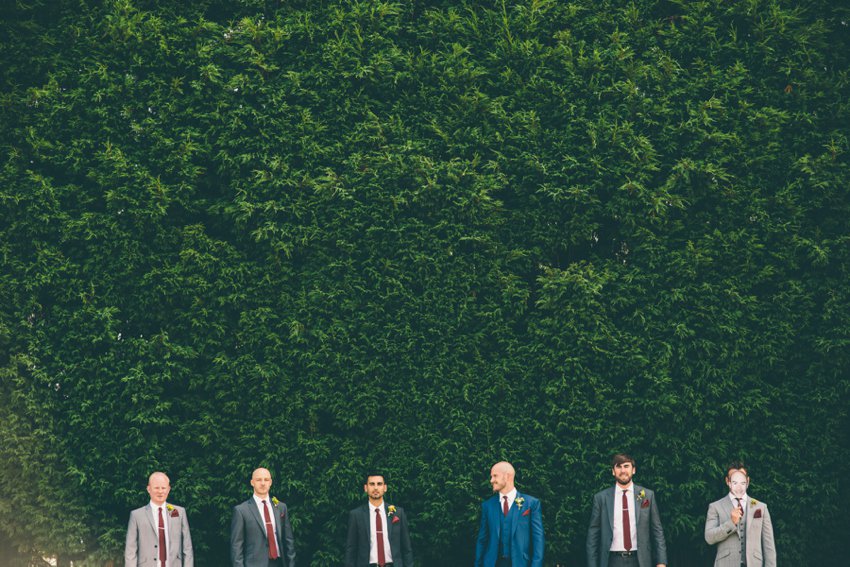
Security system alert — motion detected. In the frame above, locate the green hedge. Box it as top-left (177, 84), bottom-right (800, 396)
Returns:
top-left (1, 0), bottom-right (848, 565)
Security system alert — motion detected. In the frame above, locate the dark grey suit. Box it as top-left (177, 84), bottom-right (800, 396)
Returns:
top-left (345, 503), bottom-right (414, 567)
top-left (586, 485), bottom-right (667, 567)
top-left (230, 497), bottom-right (295, 567)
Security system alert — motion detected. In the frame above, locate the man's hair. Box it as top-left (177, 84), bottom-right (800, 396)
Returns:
top-left (611, 453), bottom-right (636, 468)
top-left (364, 472), bottom-right (387, 485)
top-left (725, 461), bottom-right (748, 479)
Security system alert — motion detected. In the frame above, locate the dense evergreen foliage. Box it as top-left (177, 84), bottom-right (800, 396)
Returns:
top-left (2, 0), bottom-right (849, 565)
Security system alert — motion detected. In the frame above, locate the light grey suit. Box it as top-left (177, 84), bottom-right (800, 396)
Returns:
top-left (705, 495), bottom-right (776, 567)
top-left (586, 485), bottom-right (667, 567)
top-left (125, 503), bottom-right (193, 566)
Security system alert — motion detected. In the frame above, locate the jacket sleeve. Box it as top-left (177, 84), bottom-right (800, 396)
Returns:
top-left (281, 504), bottom-right (297, 567)
top-left (530, 498), bottom-right (545, 567)
top-left (704, 501), bottom-right (737, 545)
top-left (586, 493), bottom-right (602, 567)
top-left (124, 510), bottom-right (139, 566)
top-left (761, 504), bottom-right (777, 567)
top-left (181, 507), bottom-right (194, 567)
top-left (344, 509), bottom-right (358, 567)
top-left (230, 506), bottom-right (245, 567)
top-left (648, 491), bottom-right (667, 566)
top-left (474, 502), bottom-right (489, 567)
top-left (399, 508), bottom-right (414, 567)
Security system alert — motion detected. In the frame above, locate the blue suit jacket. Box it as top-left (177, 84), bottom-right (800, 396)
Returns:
top-left (475, 491), bottom-right (544, 567)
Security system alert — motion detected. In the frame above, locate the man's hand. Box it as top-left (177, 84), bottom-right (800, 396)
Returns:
top-left (731, 506), bottom-right (743, 525)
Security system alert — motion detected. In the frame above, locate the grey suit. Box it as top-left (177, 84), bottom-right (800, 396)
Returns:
top-left (705, 496), bottom-right (776, 567)
top-left (124, 503), bottom-right (193, 566)
top-left (230, 497), bottom-right (296, 567)
top-left (586, 485), bottom-right (667, 567)
top-left (344, 503), bottom-right (414, 567)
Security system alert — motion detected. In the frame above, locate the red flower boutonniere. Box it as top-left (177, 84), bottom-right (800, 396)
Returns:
top-left (166, 504), bottom-right (179, 517)
top-left (388, 505), bottom-right (399, 523)
top-left (641, 499), bottom-right (650, 509)
top-left (522, 509), bottom-right (531, 516)
top-left (753, 509), bottom-right (762, 519)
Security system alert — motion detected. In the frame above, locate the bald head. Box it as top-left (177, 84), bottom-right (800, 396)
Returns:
top-left (250, 467), bottom-right (273, 498)
top-left (489, 461), bottom-right (516, 494)
top-left (146, 471), bottom-right (170, 505)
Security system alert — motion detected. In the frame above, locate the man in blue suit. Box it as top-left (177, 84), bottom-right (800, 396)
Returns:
top-left (586, 453), bottom-right (667, 567)
top-left (475, 461), bottom-right (544, 567)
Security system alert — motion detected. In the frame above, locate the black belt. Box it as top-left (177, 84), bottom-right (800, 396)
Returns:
top-left (610, 550), bottom-right (637, 557)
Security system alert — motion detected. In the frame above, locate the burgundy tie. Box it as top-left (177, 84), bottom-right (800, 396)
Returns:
top-left (158, 506), bottom-right (167, 565)
top-left (376, 507), bottom-right (386, 566)
top-left (263, 500), bottom-right (280, 560)
top-left (736, 498), bottom-right (744, 517)
top-left (622, 490), bottom-right (632, 551)
top-left (503, 495), bottom-right (509, 516)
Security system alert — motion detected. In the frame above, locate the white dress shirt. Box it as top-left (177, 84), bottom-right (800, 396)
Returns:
top-left (369, 502), bottom-right (393, 564)
top-left (500, 488), bottom-right (518, 515)
top-left (610, 484), bottom-right (638, 552)
top-left (149, 501), bottom-right (170, 566)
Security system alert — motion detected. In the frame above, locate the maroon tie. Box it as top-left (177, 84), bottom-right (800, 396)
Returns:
top-left (158, 506), bottom-right (167, 565)
top-left (503, 495), bottom-right (509, 517)
top-left (622, 490), bottom-right (632, 551)
top-left (736, 498), bottom-right (744, 517)
top-left (263, 500), bottom-right (280, 560)
top-left (375, 507), bottom-right (386, 566)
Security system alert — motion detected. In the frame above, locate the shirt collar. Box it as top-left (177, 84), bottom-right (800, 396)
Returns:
top-left (729, 493), bottom-right (749, 505)
top-left (500, 488), bottom-right (517, 505)
top-left (149, 500), bottom-right (167, 510)
top-left (614, 484), bottom-right (635, 494)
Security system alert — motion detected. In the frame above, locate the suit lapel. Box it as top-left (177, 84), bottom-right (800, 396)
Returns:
top-left (606, 487), bottom-right (615, 532)
top-left (633, 485), bottom-right (644, 528)
top-left (145, 504), bottom-right (158, 537)
top-left (272, 500), bottom-right (283, 545)
top-left (510, 492), bottom-right (522, 539)
top-left (383, 503), bottom-right (393, 538)
top-left (248, 499), bottom-right (268, 539)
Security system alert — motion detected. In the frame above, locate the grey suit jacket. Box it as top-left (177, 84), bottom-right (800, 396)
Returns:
top-left (344, 503), bottom-right (414, 567)
top-left (705, 496), bottom-right (776, 567)
top-left (230, 497), bottom-right (296, 567)
top-left (586, 485), bottom-right (667, 567)
top-left (124, 503), bottom-right (193, 566)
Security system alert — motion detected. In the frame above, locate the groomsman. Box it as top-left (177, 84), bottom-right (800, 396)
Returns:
top-left (124, 471), bottom-right (194, 566)
top-left (230, 467), bottom-right (296, 567)
top-left (586, 453), bottom-right (667, 567)
top-left (704, 462), bottom-right (776, 566)
top-left (475, 461), bottom-right (544, 567)
top-left (345, 471), bottom-right (414, 567)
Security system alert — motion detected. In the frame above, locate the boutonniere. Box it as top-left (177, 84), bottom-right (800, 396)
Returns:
top-left (166, 504), bottom-right (179, 518)
top-left (637, 490), bottom-right (646, 501)
top-left (750, 498), bottom-right (757, 507)
top-left (272, 497), bottom-right (285, 517)
top-left (514, 497), bottom-right (525, 510)
top-left (387, 505), bottom-right (399, 523)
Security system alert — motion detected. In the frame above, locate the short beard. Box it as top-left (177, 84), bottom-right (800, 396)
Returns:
top-left (616, 476), bottom-right (632, 486)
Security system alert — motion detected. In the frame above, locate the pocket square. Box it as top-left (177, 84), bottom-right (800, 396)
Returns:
top-left (522, 509), bottom-right (531, 516)
top-left (641, 499), bottom-right (650, 509)
top-left (279, 510), bottom-right (286, 518)
top-left (753, 509), bottom-right (762, 519)
top-left (392, 515), bottom-right (400, 524)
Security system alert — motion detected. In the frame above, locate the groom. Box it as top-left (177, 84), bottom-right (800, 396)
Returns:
top-left (475, 461), bottom-right (544, 567)
top-left (345, 471), bottom-right (414, 567)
